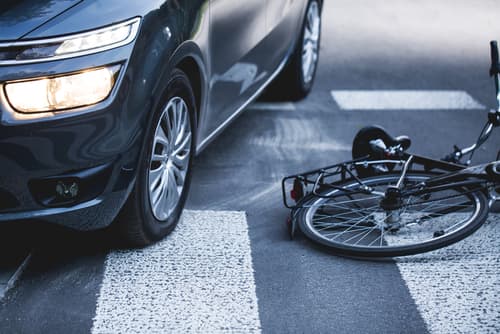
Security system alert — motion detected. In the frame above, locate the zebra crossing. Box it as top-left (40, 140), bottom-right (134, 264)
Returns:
top-left (88, 210), bottom-right (499, 334)
top-left (92, 211), bottom-right (261, 334)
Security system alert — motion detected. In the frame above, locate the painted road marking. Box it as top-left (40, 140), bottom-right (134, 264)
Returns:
top-left (249, 118), bottom-right (351, 152)
top-left (92, 210), bottom-right (261, 334)
top-left (395, 215), bottom-right (500, 334)
top-left (249, 102), bottom-right (296, 111)
top-left (331, 90), bottom-right (485, 110)
top-left (250, 139), bottom-right (350, 151)
top-left (0, 253), bottom-right (32, 300)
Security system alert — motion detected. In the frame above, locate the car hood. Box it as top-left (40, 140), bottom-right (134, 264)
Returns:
top-left (0, 0), bottom-right (82, 41)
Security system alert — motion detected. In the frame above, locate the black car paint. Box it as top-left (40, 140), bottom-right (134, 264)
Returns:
top-left (0, 0), bottom-right (82, 40)
top-left (0, 0), bottom-right (312, 230)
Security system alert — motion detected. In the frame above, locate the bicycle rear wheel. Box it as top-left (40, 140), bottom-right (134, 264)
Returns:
top-left (295, 173), bottom-right (489, 257)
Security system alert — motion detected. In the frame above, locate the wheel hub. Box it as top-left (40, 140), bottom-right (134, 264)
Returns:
top-left (380, 186), bottom-right (403, 211)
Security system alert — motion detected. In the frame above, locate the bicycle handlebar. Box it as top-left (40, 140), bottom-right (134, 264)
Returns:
top-left (491, 41), bottom-right (500, 112)
top-left (443, 42), bottom-right (500, 165)
top-left (491, 41), bottom-right (499, 76)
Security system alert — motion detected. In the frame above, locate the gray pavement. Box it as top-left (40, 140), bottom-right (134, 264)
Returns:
top-left (1, 1), bottom-right (499, 333)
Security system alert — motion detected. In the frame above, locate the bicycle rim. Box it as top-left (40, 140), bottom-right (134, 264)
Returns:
top-left (297, 173), bottom-right (489, 257)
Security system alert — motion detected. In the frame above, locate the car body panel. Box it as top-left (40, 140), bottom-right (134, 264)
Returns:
top-left (0, 0), bottom-right (314, 230)
top-left (0, 0), bottom-right (82, 41)
top-left (203, 0), bottom-right (267, 139)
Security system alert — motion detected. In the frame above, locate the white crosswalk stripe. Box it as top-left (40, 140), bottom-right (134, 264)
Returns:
top-left (331, 90), bottom-right (485, 110)
top-left (92, 210), bottom-right (261, 334)
top-left (249, 102), bottom-right (296, 111)
top-left (394, 215), bottom-right (500, 334)
top-left (91, 208), bottom-right (499, 334)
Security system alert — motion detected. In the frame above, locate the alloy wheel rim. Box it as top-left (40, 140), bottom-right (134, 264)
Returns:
top-left (302, 1), bottom-right (321, 84)
top-left (148, 96), bottom-right (192, 221)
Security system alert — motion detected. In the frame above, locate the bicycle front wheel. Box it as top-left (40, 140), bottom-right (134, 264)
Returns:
top-left (295, 173), bottom-right (489, 257)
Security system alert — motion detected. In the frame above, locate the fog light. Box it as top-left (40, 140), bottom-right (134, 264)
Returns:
top-left (29, 163), bottom-right (112, 207)
top-left (4, 65), bottom-right (119, 113)
top-left (55, 181), bottom-right (79, 199)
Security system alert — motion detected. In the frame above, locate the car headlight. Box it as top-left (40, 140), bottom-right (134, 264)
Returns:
top-left (0, 17), bottom-right (140, 64)
top-left (55, 21), bottom-right (136, 56)
top-left (4, 65), bottom-right (119, 113)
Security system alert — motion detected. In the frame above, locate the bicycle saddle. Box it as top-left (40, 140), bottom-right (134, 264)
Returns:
top-left (352, 125), bottom-right (411, 160)
top-left (352, 125), bottom-right (412, 177)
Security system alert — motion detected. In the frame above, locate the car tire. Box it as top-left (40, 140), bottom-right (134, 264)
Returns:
top-left (262, 0), bottom-right (321, 101)
top-left (115, 69), bottom-right (196, 247)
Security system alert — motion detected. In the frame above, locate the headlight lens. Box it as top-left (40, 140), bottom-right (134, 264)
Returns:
top-left (55, 22), bottom-right (135, 56)
top-left (0, 17), bottom-right (140, 64)
top-left (4, 66), bottom-right (119, 113)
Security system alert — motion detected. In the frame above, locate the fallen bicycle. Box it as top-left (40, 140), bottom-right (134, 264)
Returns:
top-left (282, 41), bottom-right (500, 257)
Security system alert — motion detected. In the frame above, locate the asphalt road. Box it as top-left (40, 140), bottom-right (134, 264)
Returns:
top-left (1, 1), bottom-right (499, 333)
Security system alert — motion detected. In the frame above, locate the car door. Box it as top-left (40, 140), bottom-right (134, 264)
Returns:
top-left (266, 0), bottom-right (306, 70)
top-left (202, 0), bottom-right (267, 142)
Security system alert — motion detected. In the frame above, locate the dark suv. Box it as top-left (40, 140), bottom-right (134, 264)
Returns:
top-left (0, 0), bottom-right (322, 245)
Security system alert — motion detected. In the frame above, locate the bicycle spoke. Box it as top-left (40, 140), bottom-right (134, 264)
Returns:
top-left (300, 173), bottom-right (486, 256)
top-left (312, 204), bottom-right (381, 222)
top-left (328, 214), bottom-right (375, 241)
top-left (315, 214), bottom-right (376, 232)
top-left (300, 195), bottom-right (381, 210)
top-left (348, 224), bottom-right (380, 245)
top-left (321, 225), bottom-right (375, 237)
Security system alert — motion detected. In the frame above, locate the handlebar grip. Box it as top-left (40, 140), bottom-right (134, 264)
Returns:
top-left (490, 40), bottom-right (499, 76)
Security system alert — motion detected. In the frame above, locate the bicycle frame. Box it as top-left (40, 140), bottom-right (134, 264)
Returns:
top-left (282, 154), bottom-right (499, 209)
top-left (373, 154), bottom-right (499, 208)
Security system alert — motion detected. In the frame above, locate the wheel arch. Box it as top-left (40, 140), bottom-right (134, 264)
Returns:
top-left (176, 56), bottom-right (203, 130)
top-left (168, 41), bottom-right (208, 135)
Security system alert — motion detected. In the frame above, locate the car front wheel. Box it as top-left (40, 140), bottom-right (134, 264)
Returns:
top-left (116, 69), bottom-right (196, 247)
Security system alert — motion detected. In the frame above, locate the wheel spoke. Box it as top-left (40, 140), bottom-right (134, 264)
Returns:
top-left (151, 153), bottom-right (167, 162)
top-left (327, 214), bottom-right (375, 241)
top-left (171, 163), bottom-right (186, 185)
top-left (348, 224), bottom-right (380, 245)
top-left (155, 182), bottom-right (169, 219)
top-left (304, 27), bottom-right (312, 43)
top-left (148, 96), bottom-right (192, 221)
top-left (312, 204), bottom-right (380, 222)
top-left (172, 133), bottom-right (192, 158)
top-left (176, 100), bottom-right (186, 139)
top-left (155, 125), bottom-right (170, 148)
top-left (302, 174), bottom-right (484, 255)
top-left (151, 169), bottom-right (167, 207)
top-left (161, 112), bottom-right (173, 144)
top-left (149, 165), bottom-right (165, 192)
top-left (166, 168), bottom-right (180, 208)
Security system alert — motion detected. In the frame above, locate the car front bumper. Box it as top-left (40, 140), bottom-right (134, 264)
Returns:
top-left (0, 42), bottom-right (148, 230)
top-left (0, 109), bottom-right (141, 230)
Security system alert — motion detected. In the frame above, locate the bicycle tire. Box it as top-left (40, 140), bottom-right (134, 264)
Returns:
top-left (295, 172), bottom-right (489, 257)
